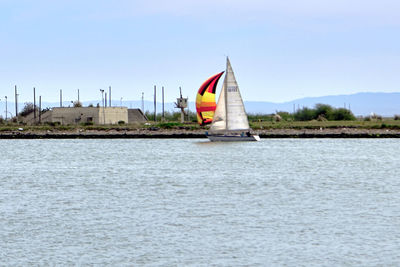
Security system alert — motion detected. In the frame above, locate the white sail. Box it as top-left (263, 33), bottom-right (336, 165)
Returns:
top-left (209, 79), bottom-right (227, 132)
top-left (225, 58), bottom-right (250, 131)
top-left (210, 58), bottom-right (250, 133)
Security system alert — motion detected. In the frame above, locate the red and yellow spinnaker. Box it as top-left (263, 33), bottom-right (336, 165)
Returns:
top-left (196, 71), bottom-right (224, 126)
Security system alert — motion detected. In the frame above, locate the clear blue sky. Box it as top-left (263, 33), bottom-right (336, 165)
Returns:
top-left (1, 0), bottom-right (399, 104)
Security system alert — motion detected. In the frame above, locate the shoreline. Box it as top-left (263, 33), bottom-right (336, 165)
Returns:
top-left (1, 128), bottom-right (400, 139)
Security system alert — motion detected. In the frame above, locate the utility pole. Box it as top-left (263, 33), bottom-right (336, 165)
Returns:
top-left (187, 96), bottom-right (189, 121)
top-left (109, 86), bottom-right (111, 107)
top-left (154, 85), bottom-right (156, 122)
top-left (39, 96), bottom-right (42, 123)
top-left (141, 92), bottom-right (144, 112)
top-left (5, 96), bottom-right (7, 120)
top-left (105, 92), bottom-right (107, 108)
top-left (33, 87), bottom-right (36, 122)
top-left (14, 85), bottom-right (18, 120)
top-left (60, 89), bottom-right (63, 107)
top-left (162, 86), bottom-right (165, 121)
top-left (78, 89), bottom-right (80, 103)
top-left (100, 89), bottom-right (105, 124)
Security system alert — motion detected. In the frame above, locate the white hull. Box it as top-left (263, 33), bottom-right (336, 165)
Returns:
top-left (207, 134), bottom-right (260, 142)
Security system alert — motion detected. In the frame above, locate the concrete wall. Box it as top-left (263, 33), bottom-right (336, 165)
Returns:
top-left (128, 109), bottom-right (148, 123)
top-left (52, 107), bottom-right (100, 125)
top-left (98, 107), bottom-right (128, 124)
top-left (21, 107), bottom-right (129, 125)
top-left (20, 109), bottom-right (52, 125)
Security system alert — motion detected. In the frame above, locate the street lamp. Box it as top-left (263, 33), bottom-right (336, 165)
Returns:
top-left (100, 89), bottom-right (104, 107)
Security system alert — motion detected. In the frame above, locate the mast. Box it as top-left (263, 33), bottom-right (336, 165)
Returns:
top-left (224, 57), bottom-right (229, 130)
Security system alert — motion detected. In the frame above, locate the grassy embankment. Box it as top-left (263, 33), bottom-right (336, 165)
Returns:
top-left (1, 119), bottom-right (400, 132)
top-left (0, 122), bottom-right (201, 132)
top-left (4, 103), bottom-right (398, 132)
top-left (249, 119), bottom-right (400, 130)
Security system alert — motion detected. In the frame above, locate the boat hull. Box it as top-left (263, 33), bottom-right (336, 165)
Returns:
top-left (207, 134), bottom-right (260, 142)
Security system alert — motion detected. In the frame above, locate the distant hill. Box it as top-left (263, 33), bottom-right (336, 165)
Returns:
top-left (1, 92), bottom-right (399, 118)
top-left (244, 92), bottom-right (400, 116)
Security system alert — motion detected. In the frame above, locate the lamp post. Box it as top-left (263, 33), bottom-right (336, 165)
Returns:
top-left (100, 89), bottom-right (105, 124)
top-left (100, 89), bottom-right (104, 106)
top-left (14, 86), bottom-right (18, 121)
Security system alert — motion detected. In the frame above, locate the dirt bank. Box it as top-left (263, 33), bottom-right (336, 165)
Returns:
top-left (1, 128), bottom-right (400, 139)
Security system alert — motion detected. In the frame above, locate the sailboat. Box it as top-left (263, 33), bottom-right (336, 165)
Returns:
top-left (206, 58), bottom-right (260, 142)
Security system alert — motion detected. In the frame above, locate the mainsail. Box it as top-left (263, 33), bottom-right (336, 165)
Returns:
top-left (196, 71), bottom-right (224, 125)
top-left (210, 58), bottom-right (250, 133)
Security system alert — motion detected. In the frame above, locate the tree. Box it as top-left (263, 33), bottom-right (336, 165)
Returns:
top-left (294, 107), bottom-right (315, 121)
top-left (73, 101), bottom-right (82, 107)
top-left (293, 104), bottom-right (356, 121)
top-left (314, 104), bottom-right (333, 120)
top-left (19, 102), bottom-right (35, 117)
top-left (331, 108), bottom-right (356, 121)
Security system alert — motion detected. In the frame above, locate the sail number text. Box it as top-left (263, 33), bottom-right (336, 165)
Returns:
top-left (227, 86), bottom-right (238, 92)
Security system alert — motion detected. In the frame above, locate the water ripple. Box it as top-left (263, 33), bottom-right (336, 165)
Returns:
top-left (1, 139), bottom-right (400, 265)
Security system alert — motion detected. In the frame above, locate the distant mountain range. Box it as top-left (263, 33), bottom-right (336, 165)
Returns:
top-left (1, 92), bottom-right (399, 118)
top-left (243, 92), bottom-right (400, 116)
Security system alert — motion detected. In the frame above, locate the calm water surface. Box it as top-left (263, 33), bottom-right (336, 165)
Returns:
top-left (0, 139), bottom-right (399, 266)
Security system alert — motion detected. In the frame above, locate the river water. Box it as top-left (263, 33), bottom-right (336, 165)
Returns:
top-left (1, 139), bottom-right (399, 266)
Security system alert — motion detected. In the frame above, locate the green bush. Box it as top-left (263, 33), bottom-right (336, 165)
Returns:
top-left (294, 107), bottom-right (315, 121)
top-left (45, 121), bottom-right (61, 126)
top-left (364, 116), bottom-right (371, 121)
top-left (276, 111), bottom-right (293, 121)
top-left (314, 104), bottom-right (334, 120)
top-left (145, 111), bottom-right (195, 122)
top-left (331, 108), bottom-right (356, 121)
top-left (293, 104), bottom-right (356, 121)
top-left (248, 114), bottom-right (274, 122)
top-left (156, 122), bottom-right (183, 129)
